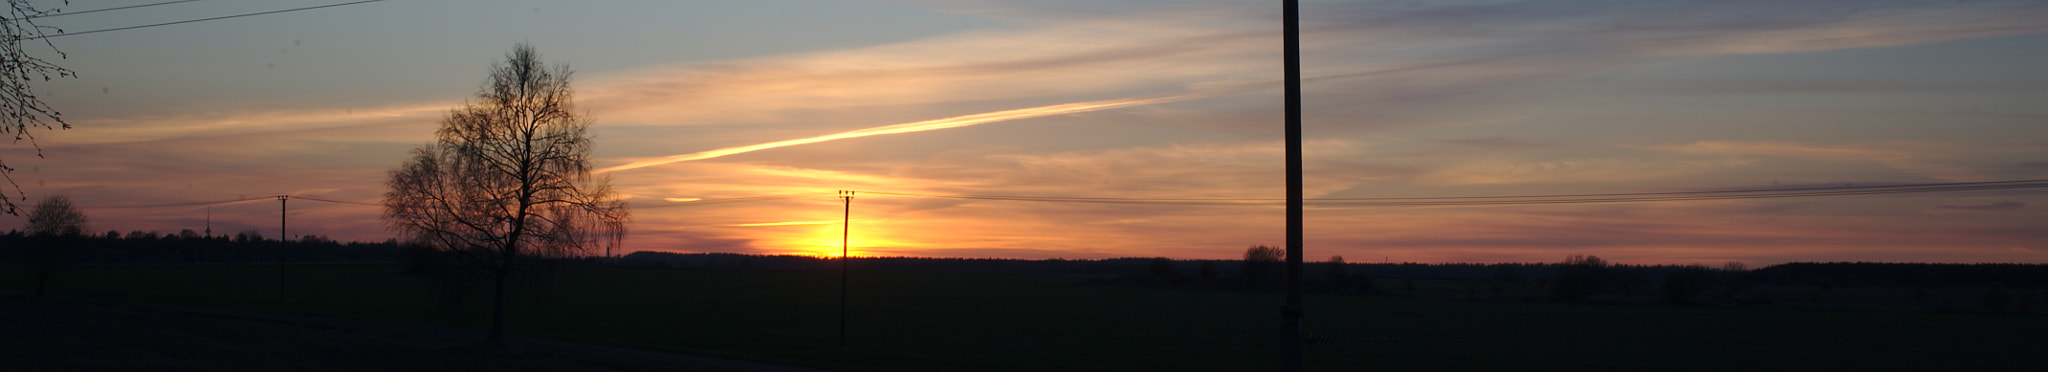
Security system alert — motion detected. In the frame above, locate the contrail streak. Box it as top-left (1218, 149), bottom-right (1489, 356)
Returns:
top-left (594, 88), bottom-right (1227, 174)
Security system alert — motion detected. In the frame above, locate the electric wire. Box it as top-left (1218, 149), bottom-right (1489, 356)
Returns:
top-left (857, 179), bottom-right (2048, 207)
top-left (63, 179), bottom-right (2048, 210)
top-left (631, 192), bottom-right (833, 209)
top-left (87, 196), bottom-right (273, 209)
top-left (26, 0), bottom-right (202, 19)
top-left (25, 0), bottom-right (382, 40)
top-left (295, 196), bottom-right (379, 206)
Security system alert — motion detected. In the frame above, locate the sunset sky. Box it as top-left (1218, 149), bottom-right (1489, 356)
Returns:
top-left (2, 0), bottom-right (2044, 265)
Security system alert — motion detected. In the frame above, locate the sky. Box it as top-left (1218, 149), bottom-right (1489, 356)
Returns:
top-left (2, 0), bottom-right (2045, 265)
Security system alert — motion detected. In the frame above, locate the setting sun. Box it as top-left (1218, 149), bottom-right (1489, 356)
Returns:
top-left (722, 219), bottom-right (914, 258)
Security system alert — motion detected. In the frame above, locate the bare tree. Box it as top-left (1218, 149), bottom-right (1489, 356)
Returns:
top-left (2, 1), bottom-right (78, 215)
top-left (1551, 254), bottom-right (1609, 301)
top-left (24, 194), bottom-right (85, 298)
top-left (1241, 245), bottom-right (1283, 287)
top-left (382, 44), bottom-right (628, 343)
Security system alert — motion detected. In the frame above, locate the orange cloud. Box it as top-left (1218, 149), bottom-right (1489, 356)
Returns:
top-left (594, 88), bottom-right (1232, 174)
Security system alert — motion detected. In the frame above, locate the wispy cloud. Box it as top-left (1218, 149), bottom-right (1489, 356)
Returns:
top-left (726, 220), bottom-right (843, 227)
top-left (1648, 140), bottom-right (1990, 181)
top-left (594, 87), bottom-right (1239, 173)
top-left (1935, 201), bottom-right (2024, 212)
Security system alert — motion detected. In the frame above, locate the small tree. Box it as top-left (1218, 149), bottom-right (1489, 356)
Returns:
top-left (1148, 257), bottom-right (1181, 278)
top-left (1323, 255), bottom-right (1348, 279)
top-left (1660, 265), bottom-right (1711, 305)
top-left (1551, 254), bottom-right (1608, 301)
top-left (383, 44), bottom-right (628, 343)
top-left (1241, 245), bottom-right (1283, 287)
top-left (24, 195), bottom-right (85, 298)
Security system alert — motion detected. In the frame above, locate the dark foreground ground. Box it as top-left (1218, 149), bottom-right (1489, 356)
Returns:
top-left (8, 264), bottom-right (2047, 371)
top-left (0, 294), bottom-right (823, 372)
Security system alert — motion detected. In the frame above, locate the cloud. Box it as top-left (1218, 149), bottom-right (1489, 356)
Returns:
top-left (1416, 157), bottom-right (1756, 186)
top-left (593, 86), bottom-right (1242, 173)
top-left (576, 14), bottom-right (1272, 129)
top-left (1934, 201), bottom-right (2024, 212)
top-left (726, 220), bottom-right (843, 227)
top-left (1321, 0), bottom-right (2048, 57)
top-left (1648, 141), bottom-right (1993, 181)
top-left (15, 0), bottom-right (2048, 264)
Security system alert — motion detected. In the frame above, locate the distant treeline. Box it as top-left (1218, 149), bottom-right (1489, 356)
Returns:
top-left (0, 230), bottom-right (402, 264)
top-left (615, 251), bottom-right (2048, 290)
top-left (1748, 262), bottom-right (2048, 288)
top-left (619, 251), bottom-right (1168, 275)
top-left (7, 233), bottom-right (2043, 293)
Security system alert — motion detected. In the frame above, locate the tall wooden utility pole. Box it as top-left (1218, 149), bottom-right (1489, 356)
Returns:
top-left (839, 190), bottom-right (855, 348)
top-left (1281, 0), bottom-right (1307, 370)
top-left (277, 195), bottom-right (290, 304)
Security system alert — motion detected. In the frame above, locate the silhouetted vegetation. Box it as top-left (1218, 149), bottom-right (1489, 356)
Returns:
top-left (1659, 264), bottom-right (1711, 305)
top-left (381, 44), bottom-right (629, 343)
top-left (13, 262), bottom-right (2045, 371)
top-left (1, 232), bottom-right (404, 266)
top-left (1550, 254), bottom-right (1609, 301)
top-left (0, 0), bottom-right (78, 215)
top-left (23, 195), bottom-right (86, 298)
top-left (1240, 245), bottom-right (1282, 288)
top-left (14, 237), bottom-right (2045, 318)
top-left (604, 251), bottom-right (2048, 313)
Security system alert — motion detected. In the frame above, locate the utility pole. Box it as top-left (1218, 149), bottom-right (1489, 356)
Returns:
top-left (839, 190), bottom-right (855, 348)
top-left (277, 195), bottom-right (289, 304)
top-left (1281, 0), bottom-right (1307, 371)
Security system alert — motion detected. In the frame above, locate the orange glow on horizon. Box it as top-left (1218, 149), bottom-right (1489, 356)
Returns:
top-left (723, 218), bottom-right (913, 258)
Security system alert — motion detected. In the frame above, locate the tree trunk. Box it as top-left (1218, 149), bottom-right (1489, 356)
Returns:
top-left (487, 265), bottom-right (509, 343)
top-left (34, 266), bottom-right (51, 299)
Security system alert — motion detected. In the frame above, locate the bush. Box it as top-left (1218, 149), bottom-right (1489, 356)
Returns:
top-left (1551, 254), bottom-right (1609, 301)
top-left (1661, 265), bottom-right (1711, 305)
top-left (1240, 245), bottom-right (1283, 288)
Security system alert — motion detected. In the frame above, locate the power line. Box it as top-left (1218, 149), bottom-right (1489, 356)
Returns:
top-left (26, 0), bottom-right (202, 19)
top-left (294, 196), bottom-right (378, 207)
top-left (1306, 182), bottom-right (2048, 207)
top-left (1312, 179), bottom-right (2048, 201)
top-left (630, 192), bottom-right (833, 209)
top-left (26, 0), bottom-right (382, 40)
top-left (86, 196), bottom-right (273, 209)
top-left (857, 179), bottom-right (2048, 207)
top-left (61, 178), bottom-right (2048, 210)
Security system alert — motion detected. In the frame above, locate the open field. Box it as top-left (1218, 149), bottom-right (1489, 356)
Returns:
top-left (6, 263), bottom-right (2045, 371)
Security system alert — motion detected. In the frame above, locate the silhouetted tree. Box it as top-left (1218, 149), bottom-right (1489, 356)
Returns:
top-left (1551, 254), bottom-right (1608, 301)
top-left (1660, 264), bottom-right (1711, 305)
top-left (1717, 261), bottom-right (1748, 302)
top-left (1490, 264), bottom-right (1520, 295)
top-left (1241, 245), bottom-right (1283, 287)
top-left (1323, 255), bottom-right (1348, 279)
top-left (0, 1), bottom-right (78, 215)
top-left (1148, 257), bottom-right (1181, 278)
top-left (234, 230), bottom-right (263, 243)
top-left (1197, 261), bottom-right (1219, 279)
top-left (24, 195), bottom-right (85, 298)
top-left (383, 44), bottom-right (628, 343)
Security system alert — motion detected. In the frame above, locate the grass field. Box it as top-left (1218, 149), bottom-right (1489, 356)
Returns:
top-left (7, 263), bottom-right (2044, 371)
